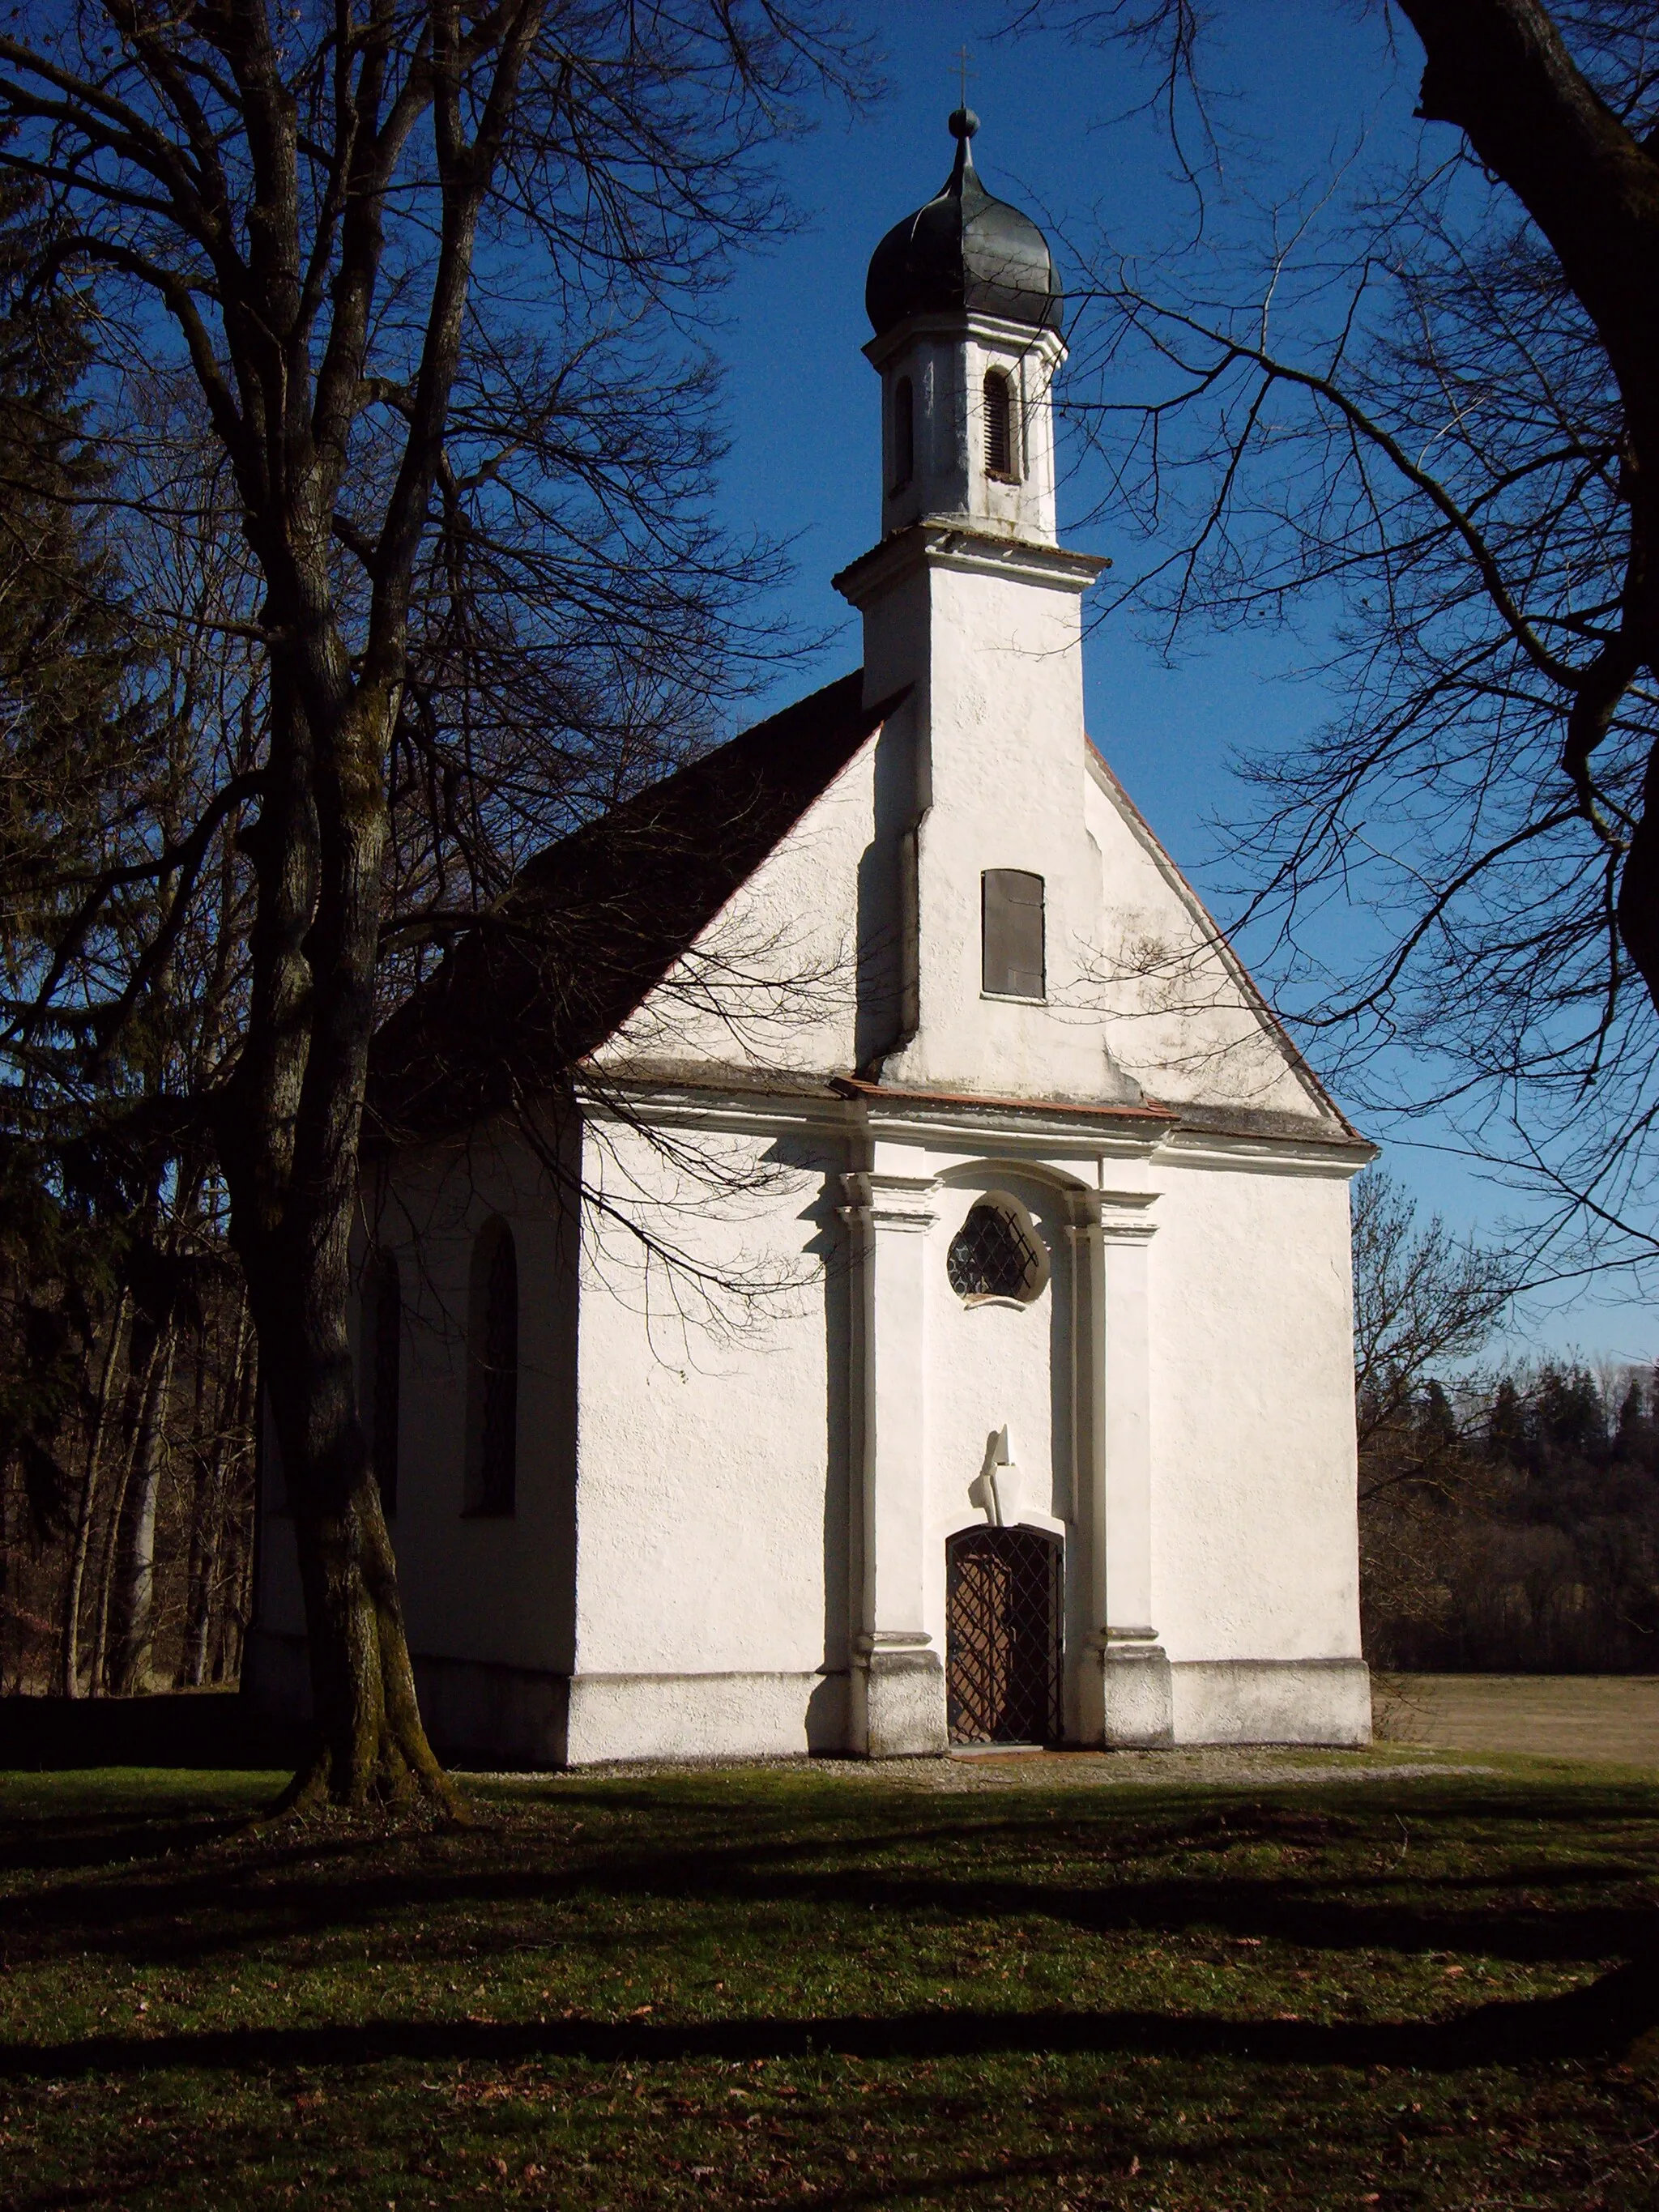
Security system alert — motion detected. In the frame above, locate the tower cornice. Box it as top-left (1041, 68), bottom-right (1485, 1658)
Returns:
top-left (833, 522), bottom-right (1109, 611)
top-left (864, 310), bottom-right (1067, 377)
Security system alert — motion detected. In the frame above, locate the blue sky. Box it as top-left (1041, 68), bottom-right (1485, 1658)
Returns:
top-left (704, 2), bottom-right (1656, 1368)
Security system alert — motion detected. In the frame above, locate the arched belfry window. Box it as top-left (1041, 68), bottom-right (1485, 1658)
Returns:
top-left (466, 1219), bottom-right (518, 1515)
top-left (369, 1249), bottom-right (401, 1515)
top-left (948, 1196), bottom-right (1047, 1305)
top-left (892, 375), bottom-right (915, 491)
top-left (983, 368), bottom-right (1016, 480)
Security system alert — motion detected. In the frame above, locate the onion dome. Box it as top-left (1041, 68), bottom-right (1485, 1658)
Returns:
top-left (865, 109), bottom-right (1063, 340)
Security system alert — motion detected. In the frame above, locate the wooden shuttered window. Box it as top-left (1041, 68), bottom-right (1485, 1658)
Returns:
top-left (982, 869), bottom-right (1045, 999)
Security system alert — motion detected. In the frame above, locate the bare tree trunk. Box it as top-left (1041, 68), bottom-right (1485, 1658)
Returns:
top-left (0, 1449), bottom-right (11, 1696)
top-left (250, 1278), bottom-right (455, 1811)
top-left (224, 676), bottom-right (461, 1812)
top-left (89, 1324), bottom-right (160, 1698)
top-left (183, 1300), bottom-right (251, 1688)
top-left (111, 1328), bottom-right (177, 1696)
top-left (58, 1292), bottom-right (130, 1699)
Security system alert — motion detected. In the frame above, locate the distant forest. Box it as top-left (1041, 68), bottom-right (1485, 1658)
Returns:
top-left (1361, 1363), bottom-right (1659, 1673)
top-left (0, 1221), bottom-right (254, 1698)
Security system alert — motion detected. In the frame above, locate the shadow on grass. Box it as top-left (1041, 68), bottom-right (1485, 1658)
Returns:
top-left (6, 1834), bottom-right (1653, 1977)
top-left (0, 1807), bottom-right (279, 1881)
top-left (0, 1954), bottom-right (1653, 2083)
top-left (4, 1775), bottom-right (1655, 2082)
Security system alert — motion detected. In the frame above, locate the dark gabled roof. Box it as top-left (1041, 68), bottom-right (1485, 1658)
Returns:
top-left (369, 671), bottom-right (898, 1140)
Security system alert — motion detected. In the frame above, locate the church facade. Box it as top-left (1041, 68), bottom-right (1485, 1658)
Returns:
top-left (249, 111), bottom-right (1376, 1765)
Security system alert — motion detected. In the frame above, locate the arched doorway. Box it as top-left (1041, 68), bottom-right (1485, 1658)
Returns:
top-left (945, 1526), bottom-right (1064, 1745)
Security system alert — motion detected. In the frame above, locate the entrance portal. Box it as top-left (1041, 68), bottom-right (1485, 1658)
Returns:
top-left (945, 1525), bottom-right (1063, 1744)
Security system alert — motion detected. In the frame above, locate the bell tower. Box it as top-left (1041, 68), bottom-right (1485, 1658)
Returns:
top-left (834, 110), bottom-right (1114, 1102)
top-left (866, 109), bottom-right (1065, 548)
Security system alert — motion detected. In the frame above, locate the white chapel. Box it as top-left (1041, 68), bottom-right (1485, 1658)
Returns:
top-left (250, 110), bottom-right (1377, 1764)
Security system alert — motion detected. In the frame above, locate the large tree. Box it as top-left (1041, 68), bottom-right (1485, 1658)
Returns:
top-left (0, 2), bottom-right (862, 1807)
top-left (1043, 1), bottom-right (1659, 1279)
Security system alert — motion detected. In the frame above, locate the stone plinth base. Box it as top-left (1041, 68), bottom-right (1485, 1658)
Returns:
top-left (1089, 1638), bottom-right (1175, 1747)
top-left (1169, 1657), bottom-right (1372, 1746)
top-left (851, 1645), bottom-right (948, 1758)
top-left (565, 1670), bottom-right (849, 1765)
top-left (244, 1634), bottom-right (853, 1767)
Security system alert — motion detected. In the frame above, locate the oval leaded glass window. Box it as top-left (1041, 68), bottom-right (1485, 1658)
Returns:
top-left (947, 1200), bottom-right (1045, 1304)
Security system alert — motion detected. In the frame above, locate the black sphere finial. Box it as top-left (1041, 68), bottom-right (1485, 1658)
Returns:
top-left (949, 107), bottom-right (979, 140)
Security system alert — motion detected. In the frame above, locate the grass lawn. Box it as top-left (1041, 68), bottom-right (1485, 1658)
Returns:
top-left (0, 1754), bottom-right (1655, 2209)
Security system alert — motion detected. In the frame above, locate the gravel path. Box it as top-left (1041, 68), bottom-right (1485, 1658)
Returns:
top-left (471, 1745), bottom-right (1499, 1789)
top-left (463, 1676), bottom-right (1659, 1787)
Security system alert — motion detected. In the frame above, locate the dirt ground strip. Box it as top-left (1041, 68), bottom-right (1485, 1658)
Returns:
top-left (1375, 1672), bottom-right (1659, 1766)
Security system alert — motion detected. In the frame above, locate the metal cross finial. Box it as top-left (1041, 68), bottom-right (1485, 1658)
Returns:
top-left (956, 44), bottom-right (973, 107)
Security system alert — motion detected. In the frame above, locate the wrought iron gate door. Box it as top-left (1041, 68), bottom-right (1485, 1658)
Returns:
top-left (945, 1526), bottom-right (1064, 1744)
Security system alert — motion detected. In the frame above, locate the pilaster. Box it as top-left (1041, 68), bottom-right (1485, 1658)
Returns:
top-left (1068, 1188), bottom-right (1171, 1747)
top-left (839, 1168), bottom-right (949, 1756)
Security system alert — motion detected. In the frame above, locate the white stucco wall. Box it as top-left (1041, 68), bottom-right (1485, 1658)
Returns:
top-left (253, 1093), bottom-right (1367, 1754)
top-left (1081, 755), bottom-right (1328, 1121)
top-left (249, 248), bottom-right (1375, 1762)
top-left (599, 519), bottom-right (1341, 1140)
top-left (867, 558), bottom-right (1137, 1105)
top-left (569, 1111), bottom-right (850, 1694)
top-left (1148, 1149), bottom-right (1363, 1664)
top-left (834, 1129), bottom-right (1362, 1720)
top-left (593, 739), bottom-right (876, 1080)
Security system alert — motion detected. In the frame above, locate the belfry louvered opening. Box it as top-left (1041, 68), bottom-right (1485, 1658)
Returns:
top-left (983, 367), bottom-right (1016, 479)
